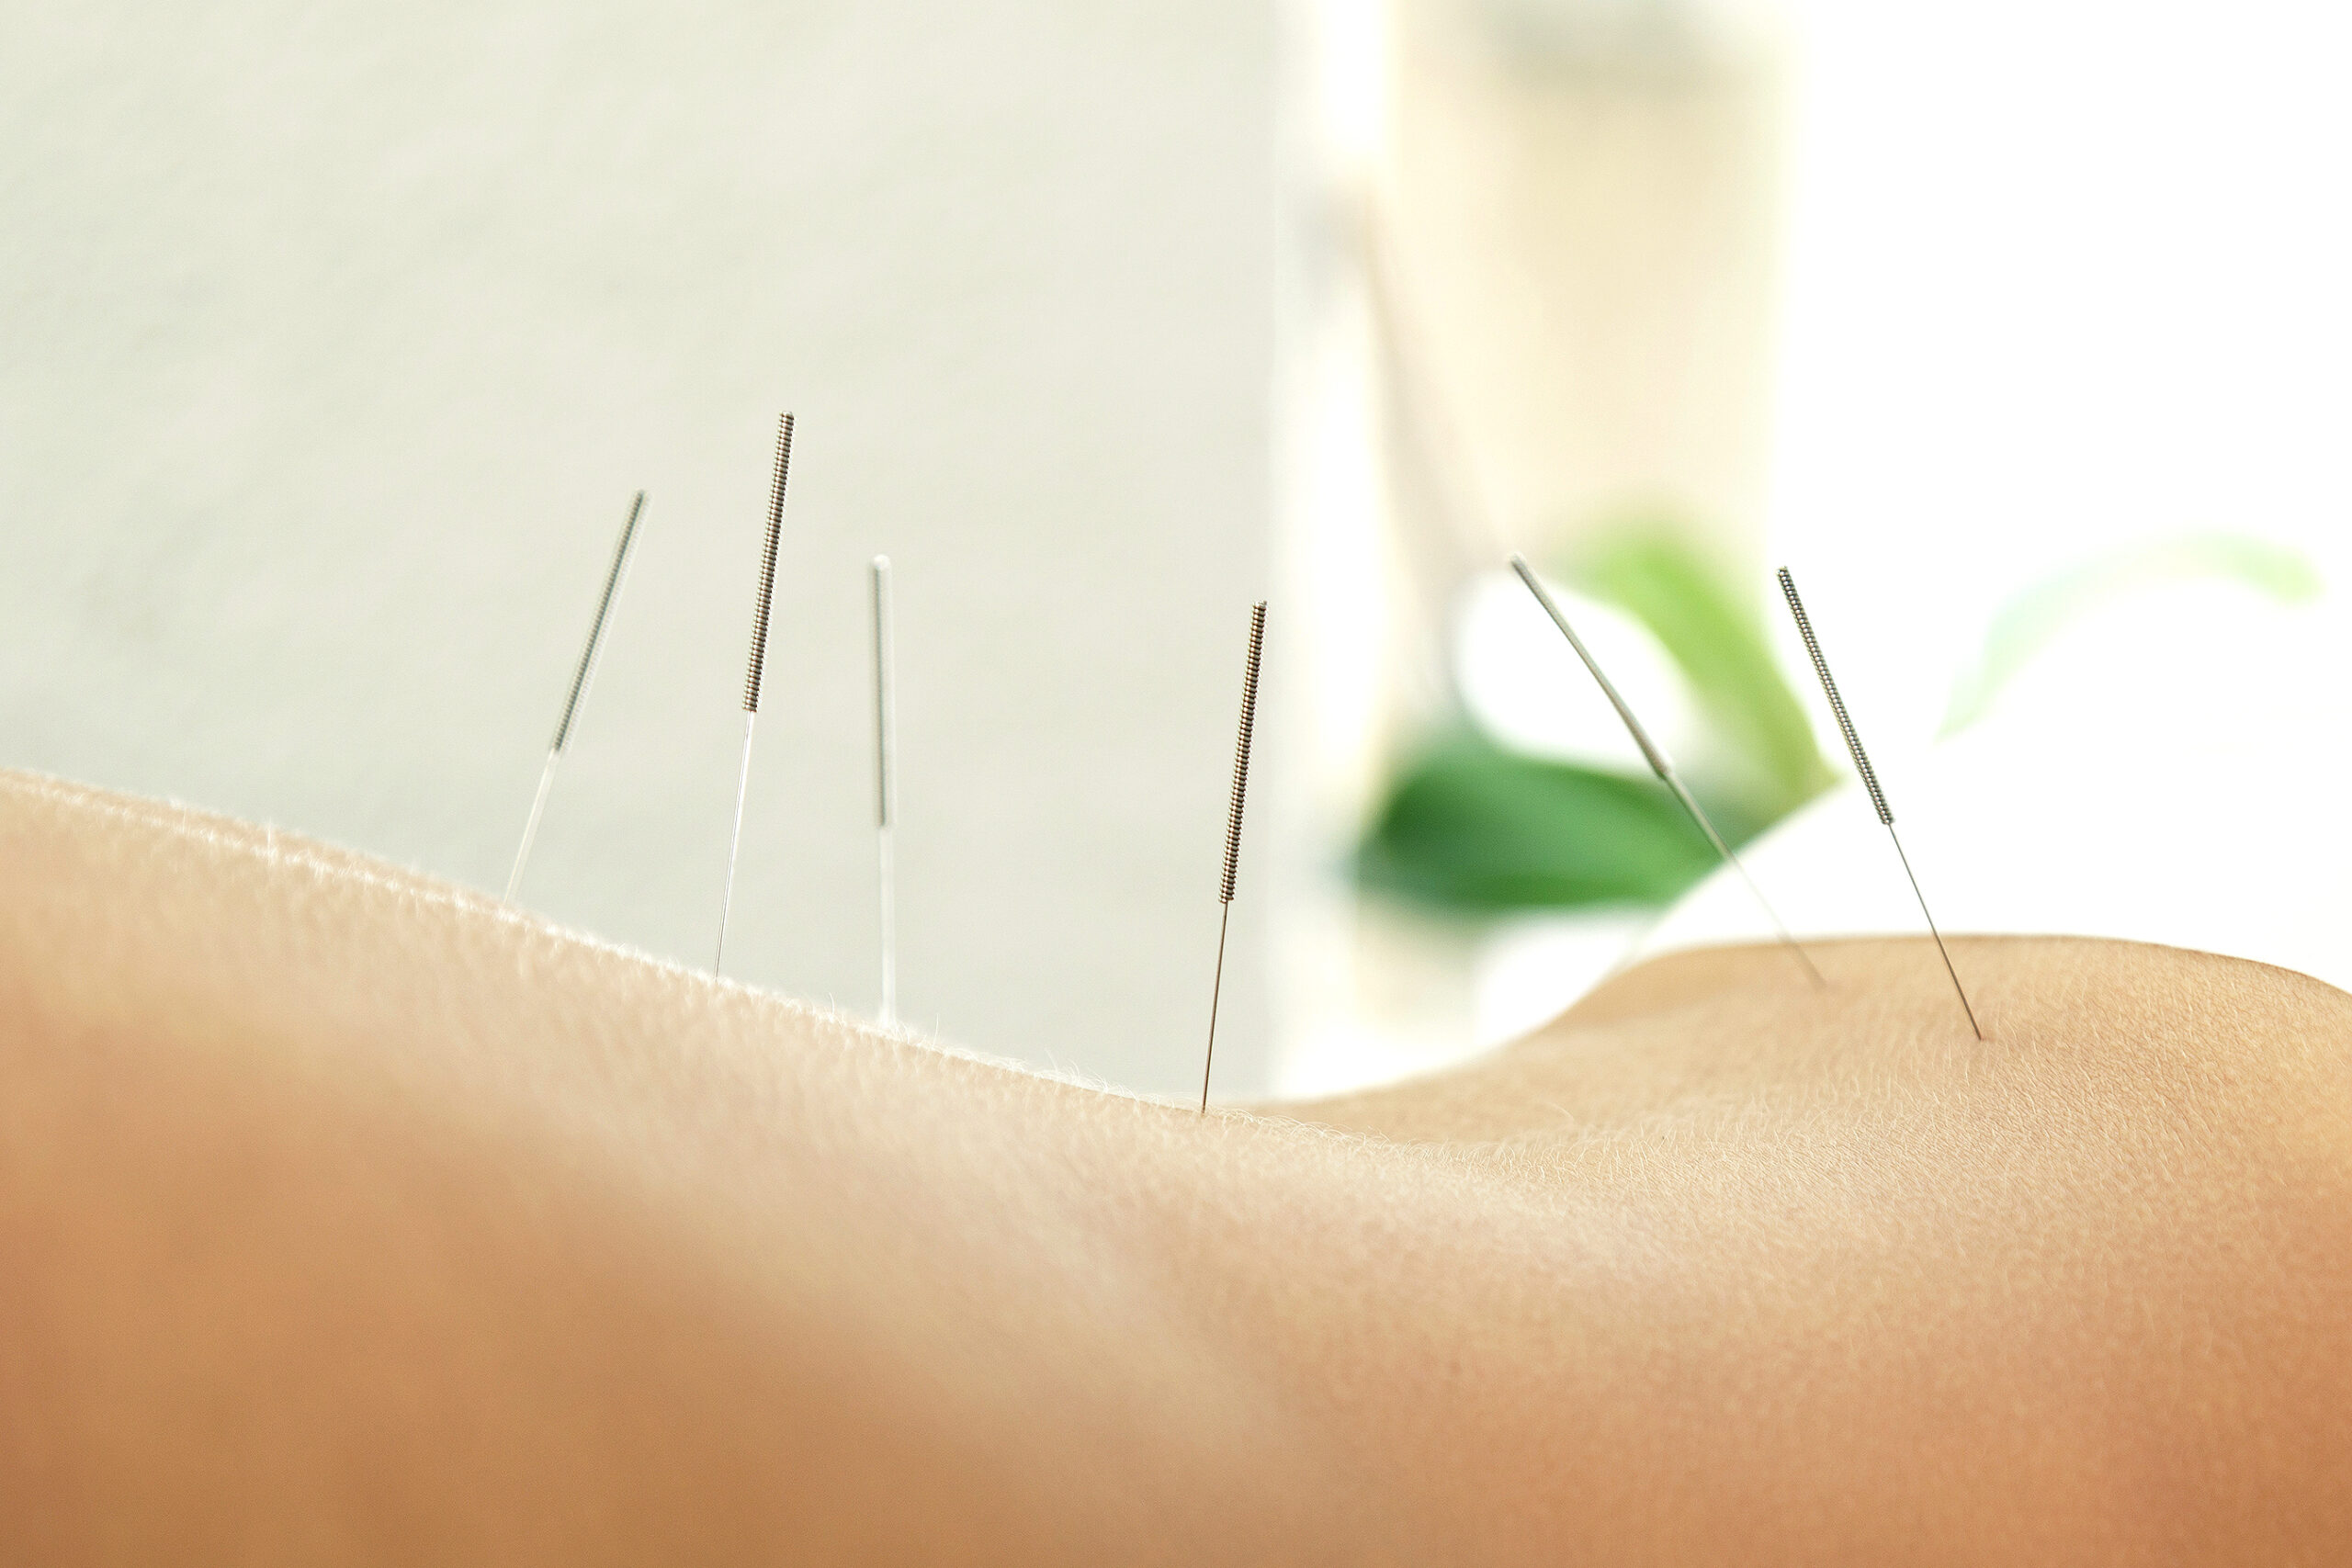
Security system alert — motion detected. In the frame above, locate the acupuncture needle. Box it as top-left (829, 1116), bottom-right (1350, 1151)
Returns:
top-left (505, 491), bottom-right (648, 902)
top-left (1200, 601), bottom-right (1267, 1114)
top-left (1509, 555), bottom-right (1825, 987)
top-left (1777, 567), bottom-right (1984, 1039)
top-left (714, 412), bottom-right (793, 975)
top-left (870, 555), bottom-right (898, 1026)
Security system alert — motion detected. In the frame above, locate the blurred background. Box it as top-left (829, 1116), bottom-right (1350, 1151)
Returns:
top-left (6, 0), bottom-right (2351, 1098)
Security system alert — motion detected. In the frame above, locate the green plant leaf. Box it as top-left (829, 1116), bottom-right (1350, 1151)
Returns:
top-left (1566, 524), bottom-right (1834, 814)
top-left (1940, 533), bottom-right (2321, 736)
top-left (1357, 730), bottom-right (1725, 909)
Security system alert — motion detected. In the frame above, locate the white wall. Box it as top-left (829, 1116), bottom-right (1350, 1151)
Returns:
top-left (0, 1), bottom-right (1277, 1096)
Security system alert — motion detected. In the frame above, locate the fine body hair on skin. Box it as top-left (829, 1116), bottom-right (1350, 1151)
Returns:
top-left (2, 769), bottom-right (2348, 1564)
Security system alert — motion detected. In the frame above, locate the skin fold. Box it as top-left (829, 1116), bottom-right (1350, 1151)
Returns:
top-left (1, 768), bottom-right (2346, 1564)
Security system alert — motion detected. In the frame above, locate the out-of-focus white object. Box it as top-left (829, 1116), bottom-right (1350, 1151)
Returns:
top-left (1768, 0), bottom-right (2352, 741)
top-left (1455, 568), bottom-right (1701, 774)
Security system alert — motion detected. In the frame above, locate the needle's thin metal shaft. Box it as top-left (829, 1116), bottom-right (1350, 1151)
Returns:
top-left (1777, 567), bottom-right (1984, 1039)
top-left (1888, 821), bottom-right (1981, 1039)
top-left (1202, 904), bottom-right (1232, 1112)
top-left (714, 413), bottom-right (794, 975)
top-left (714, 711), bottom-right (756, 970)
top-left (506, 754), bottom-right (560, 903)
top-left (871, 555), bottom-right (898, 1026)
top-left (1201, 602), bottom-right (1267, 1114)
top-left (710, 709), bottom-right (757, 968)
top-left (506, 491), bottom-right (648, 902)
top-left (1510, 555), bottom-right (1823, 987)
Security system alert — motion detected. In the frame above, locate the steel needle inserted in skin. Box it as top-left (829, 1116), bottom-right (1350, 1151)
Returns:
top-left (506, 491), bottom-right (649, 902)
top-left (714, 413), bottom-right (793, 976)
top-left (1509, 555), bottom-right (1824, 988)
top-left (870, 555), bottom-right (898, 1026)
top-left (1777, 567), bottom-right (1984, 1040)
top-left (1201, 602), bottom-right (1267, 1115)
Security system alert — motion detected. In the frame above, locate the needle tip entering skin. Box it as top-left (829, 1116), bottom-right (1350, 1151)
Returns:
top-left (871, 554), bottom-right (897, 1026)
top-left (1202, 603), bottom-right (1267, 1115)
top-left (1776, 567), bottom-right (1984, 1038)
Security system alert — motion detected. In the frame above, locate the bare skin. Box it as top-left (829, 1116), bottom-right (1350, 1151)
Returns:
top-left (2, 768), bottom-right (2347, 1564)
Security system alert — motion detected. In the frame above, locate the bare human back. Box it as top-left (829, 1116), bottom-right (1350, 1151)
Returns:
top-left (2, 770), bottom-right (2346, 1563)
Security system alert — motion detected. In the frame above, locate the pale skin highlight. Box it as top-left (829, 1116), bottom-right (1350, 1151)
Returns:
top-left (2, 770), bottom-right (2347, 1563)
